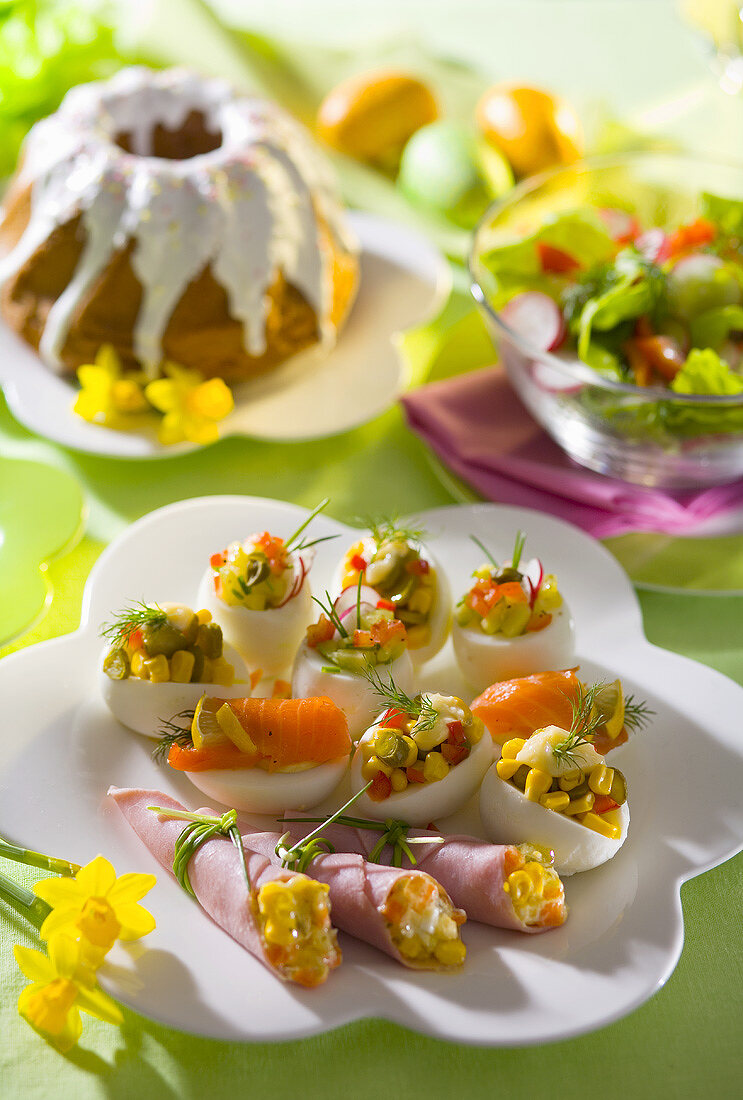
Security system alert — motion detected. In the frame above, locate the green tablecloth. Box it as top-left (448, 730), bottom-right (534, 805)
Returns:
top-left (2, 2), bottom-right (743, 1097)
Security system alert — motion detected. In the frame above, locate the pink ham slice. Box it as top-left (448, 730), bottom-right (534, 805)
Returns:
top-left (108, 787), bottom-right (341, 987)
top-left (243, 831), bottom-right (465, 969)
top-left (268, 818), bottom-right (564, 933)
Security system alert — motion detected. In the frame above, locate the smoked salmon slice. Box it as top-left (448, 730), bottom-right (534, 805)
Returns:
top-left (218, 695), bottom-right (351, 769)
top-left (471, 669), bottom-right (580, 744)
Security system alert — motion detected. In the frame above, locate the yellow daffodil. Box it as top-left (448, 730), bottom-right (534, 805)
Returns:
top-left (15, 933), bottom-right (122, 1052)
top-left (73, 345), bottom-right (151, 429)
top-left (34, 855), bottom-right (156, 959)
top-left (145, 361), bottom-right (234, 445)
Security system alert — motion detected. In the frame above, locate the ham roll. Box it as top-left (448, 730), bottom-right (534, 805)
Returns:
top-left (108, 787), bottom-right (341, 988)
top-left (244, 831), bottom-right (467, 970)
top-left (271, 818), bottom-right (567, 933)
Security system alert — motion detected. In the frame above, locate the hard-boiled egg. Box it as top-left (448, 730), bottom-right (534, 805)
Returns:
top-left (452, 603), bottom-right (575, 692)
top-left (179, 756), bottom-right (349, 814)
top-left (291, 642), bottom-right (416, 742)
top-left (197, 552), bottom-right (313, 677)
top-left (332, 536), bottom-right (451, 666)
top-left (349, 716), bottom-right (494, 826)
top-left (99, 642), bottom-right (250, 739)
top-left (479, 763), bottom-right (629, 875)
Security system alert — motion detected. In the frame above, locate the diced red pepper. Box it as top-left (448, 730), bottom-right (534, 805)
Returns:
top-left (405, 557), bottom-right (430, 575)
top-left (592, 794), bottom-right (619, 815)
top-left (353, 629), bottom-right (373, 648)
top-left (537, 242), bottom-right (580, 274)
top-left (370, 617), bottom-right (406, 647)
top-left (350, 553), bottom-right (367, 572)
top-left (210, 552), bottom-right (224, 571)
top-left (446, 720), bottom-right (466, 745)
top-left (406, 766), bottom-right (426, 784)
top-left (256, 531), bottom-right (286, 575)
top-left (376, 598), bottom-right (396, 611)
top-left (664, 217), bottom-right (716, 261)
top-left (306, 615), bottom-right (335, 648)
top-left (441, 743), bottom-right (470, 765)
top-left (368, 771), bottom-right (392, 802)
top-left (126, 628), bottom-right (143, 650)
top-left (526, 612), bottom-right (553, 633)
top-left (380, 708), bottom-right (409, 730)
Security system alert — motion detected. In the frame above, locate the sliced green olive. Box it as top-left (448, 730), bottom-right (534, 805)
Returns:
top-left (103, 647), bottom-right (129, 680)
top-left (142, 621), bottom-right (185, 658)
top-left (164, 604), bottom-right (198, 646)
top-left (609, 769), bottom-right (627, 806)
top-left (196, 621), bottom-right (223, 659)
top-left (511, 764), bottom-right (531, 791)
top-left (377, 733), bottom-right (412, 768)
top-left (495, 566), bottom-right (523, 584)
top-left (568, 778), bottom-right (590, 801)
top-left (244, 554), bottom-right (270, 588)
top-left (189, 644), bottom-right (205, 683)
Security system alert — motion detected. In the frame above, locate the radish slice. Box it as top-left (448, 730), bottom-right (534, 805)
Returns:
top-left (333, 585), bottom-right (381, 618)
top-left (500, 292), bottom-right (566, 351)
top-left (337, 601), bottom-right (377, 629)
top-left (635, 228), bottom-right (667, 262)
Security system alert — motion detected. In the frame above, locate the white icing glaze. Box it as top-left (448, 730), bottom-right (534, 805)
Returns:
top-left (0, 67), bottom-right (358, 374)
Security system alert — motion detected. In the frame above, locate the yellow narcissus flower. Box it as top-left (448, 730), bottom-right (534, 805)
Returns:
top-left (34, 855), bottom-right (156, 959)
top-left (15, 933), bottom-right (123, 1052)
top-left (145, 362), bottom-right (234, 445)
top-left (73, 345), bottom-right (151, 429)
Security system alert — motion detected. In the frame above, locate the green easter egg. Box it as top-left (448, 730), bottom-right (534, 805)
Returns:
top-left (398, 121), bottom-right (513, 227)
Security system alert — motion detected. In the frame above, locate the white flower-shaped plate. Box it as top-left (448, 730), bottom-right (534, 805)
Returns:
top-left (1, 497), bottom-right (742, 1045)
top-left (0, 212), bottom-right (449, 456)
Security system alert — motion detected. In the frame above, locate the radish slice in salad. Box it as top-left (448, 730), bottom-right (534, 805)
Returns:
top-left (500, 292), bottom-right (566, 352)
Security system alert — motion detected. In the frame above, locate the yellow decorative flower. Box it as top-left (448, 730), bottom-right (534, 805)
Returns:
top-left (145, 362), bottom-right (234, 445)
top-left (15, 933), bottom-right (123, 1052)
top-left (73, 345), bottom-right (151, 429)
top-left (34, 855), bottom-right (156, 959)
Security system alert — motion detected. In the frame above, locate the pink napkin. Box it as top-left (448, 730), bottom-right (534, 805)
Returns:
top-left (401, 366), bottom-right (743, 538)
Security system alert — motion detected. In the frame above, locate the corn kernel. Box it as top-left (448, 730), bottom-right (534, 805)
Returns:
top-left (361, 755), bottom-right (393, 781)
top-left (564, 792), bottom-right (595, 815)
top-left (196, 608), bottom-right (212, 624)
top-left (408, 587), bottom-right (433, 614)
top-left (361, 741), bottom-right (377, 762)
top-left (501, 737), bottom-right (526, 760)
top-left (540, 791), bottom-right (570, 813)
top-left (588, 764), bottom-right (614, 797)
top-left (496, 758), bottom-right (522, 781)
top-left (524, 768), bottom-right (552, 802)
top-left (423, 751), bottom-right (450, 782)
top-left (144, 654), bottom-right (170, 683)
top-left (210, 656), bottom-right (235, 686)
top-left (579, 812), bottom-right (621, 840)
top-left (130, 649), bottom-right (147, 677)
top-left (558, 770), bottom-right (582, 792)
top-left (170, 649), bottom-right (195, 683)
top-left (434, 939), bottom-right (466, 966)
top-left (505, 869), bottom-right (533, 904)
top-left (398, 936), bottom-right (423, 959)
top-left (523, 861), bottom-right (545, 897)
top-left (390, 768), bottom-right (408, 792)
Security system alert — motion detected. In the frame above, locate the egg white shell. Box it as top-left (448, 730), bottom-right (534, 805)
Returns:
top-left (291, 641), bottom-right (416, 742)
top-left (331, 537), bottom-right (452, 666)
top-left (197, 553), bottom-right (313, 678)
top-left (479, 763), bottom-right (629, 875)
top-left (182, 757), bottom-right (349, 813)
top-left (452, 604), bottom-right (576, 692)
top-left (99, 643), bottom-right (251, 739)
top-left (349, 719), bottom-right (494, 826)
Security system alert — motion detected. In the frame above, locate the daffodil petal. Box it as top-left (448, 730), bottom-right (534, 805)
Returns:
top-left (75, 855), bottom-right (117, 897)
top-left (95, 344), bottom-right (122, 375)
top-left (13, 946), bottom-right (55, 984)
top-left (145, 379), bottom-right (178, 413)
top-left (183, 415), bottom-right (219, 446)
top-left (34, 876), bottom-right (86, 908)
top-left (39, 907), bottom-right (81, 943)
top-left (115, 902), bottom-right (156, 940)
top-left (75, 984), bottom-right (124, 1026)
top-left (157, 411), bottom-right (186, 446)
top-left (47, 933), bottom-right (81, 979)
top-left (107, 872), bottom-right (156, 907)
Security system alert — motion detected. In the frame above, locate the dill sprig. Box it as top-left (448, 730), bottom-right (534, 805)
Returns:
top-left (551, 682), bottom-right (606, 769)
top-left (361, 666), bottom-right (438, 733)
top-left (367, 515), bottom-right (426, 551)
top-left (152, 710), bottom-right (194, 763)
top-left (100, 601), bottom-right (167, 643)
top-left (623, 694), bottom-right (654, 732)
top-left (284, 498), bottom-right (339, 556)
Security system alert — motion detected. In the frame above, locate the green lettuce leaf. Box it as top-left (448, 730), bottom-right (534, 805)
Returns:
top-left (689, 304), bottom-right (743, 350)
top-left (701, 191), bottom-right (743, 238)
top-left (576, 252), bottom-right (666, 360)
top-left (482, 209), bottom-right (616, 280)
top-left (670, 348), bottom-right (743, 396)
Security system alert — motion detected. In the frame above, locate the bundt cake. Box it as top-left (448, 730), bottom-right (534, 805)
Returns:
top-left (0, 67), bottom-right (359, 382)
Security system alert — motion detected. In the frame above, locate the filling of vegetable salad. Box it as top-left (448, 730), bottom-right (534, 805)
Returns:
top-left (456, 531), bottom-right (561, 637)
top-left (361, 694), bottom-right (484, 801)
top-left (307, 606), bottom-right (407, 673)
top-left (102, 604), bottom-right (235, 685)
top-left (254, 877), bottom-right (341, 987)
top-left (496, 727), bottom-right (628, 840)
top-left (341, 524), bottom-right (435, 650)
top-left (503, 843), bottom-right (566, 927)
top-left (484, 192), bottom-right (743, 401)
top-left (210, 533), bottom-right (299, 609)
top-left (381, 874), bottom-right (466, 967)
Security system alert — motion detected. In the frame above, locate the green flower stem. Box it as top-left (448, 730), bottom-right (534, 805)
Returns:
top-left (0, 869), bottom-right (51, 931)
top-left (0, 835), bottom-right (80, 877)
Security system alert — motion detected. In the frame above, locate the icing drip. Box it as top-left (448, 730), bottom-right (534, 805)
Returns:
top-left (0, 67), bottom-right (358, 373)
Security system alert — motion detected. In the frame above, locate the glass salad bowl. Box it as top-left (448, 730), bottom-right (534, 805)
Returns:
top-left (469, 152), bottom-right (743, 488)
